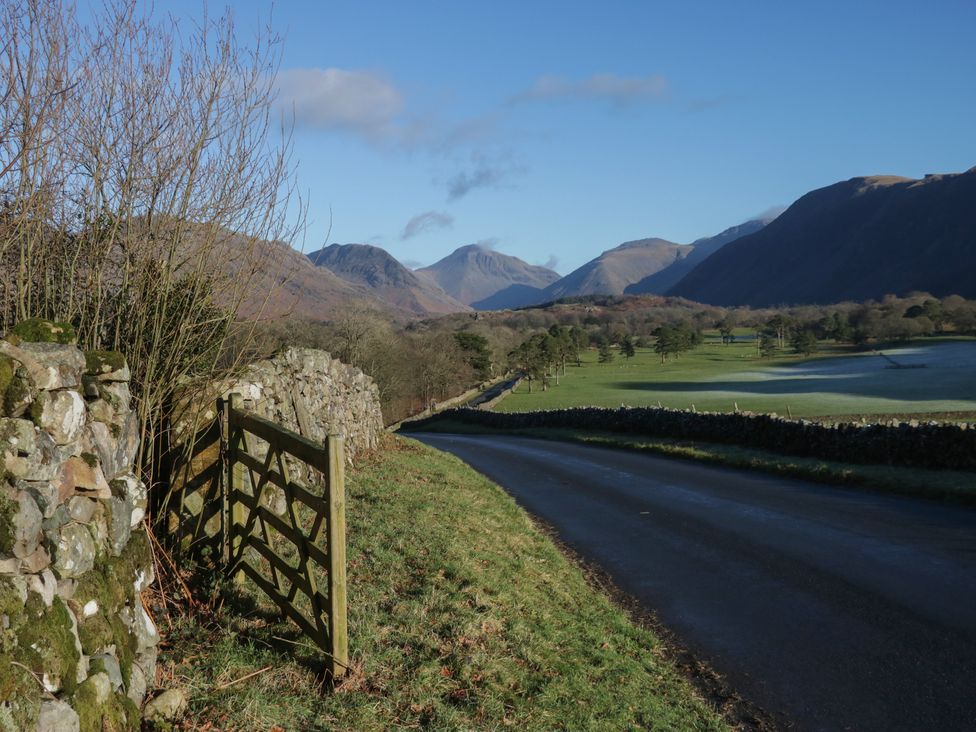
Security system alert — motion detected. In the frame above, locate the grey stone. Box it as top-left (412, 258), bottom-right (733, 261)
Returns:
top-left (18, 545), bottom-right (51, 573)
top-left (143, 688), bottom-right (188, 724)
top-left (114, 410), bottom-right (139, 478)
top-left (27, 568), bottom-right (57, 607)
top-left (67, 496), bottom-right (98, 524)
top-left (89, 358), bottom-right (130, 383)
top-left (63, 601), bottom-right (87, 685)
top-left (51, 524), bottom-right (96, 578)
top-left (122, 604), bottom-right (159, 652)
top-left (97, 382), bottom-right (131, 413)
top-left (109, 473), bottom-right (147, 527)
top-left (92, 652), bottom-right (123, 690)
top-left (126, 660), bottom-right (148, 706)
top-left (38, 390), bottom-right (86, 445)
top-left (36, 699), bottom-right (80, 732)
top-left (0, 485), bottom-right (44, 558)
top-left (56, 577), bottom-right (77, 600)
top-left (19, 479), bottom-right (60, 519)
top-left (81, 421), bottom-right (118, 479)
top-left (0, 556), bottom-right (18, 574)
top-left (0, 341), bottom-right (85, 390)
top-left (3, 421), bottom-right (61, 482)
top-left (102, 496), bottom-right (132, 556)
top-left (84, 671), bottom-right (113, 705)
top-left (86, 398), bottom-right (116, 426)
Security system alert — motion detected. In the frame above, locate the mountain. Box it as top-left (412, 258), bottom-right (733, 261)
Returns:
top-left (417, 245), bottom-right (561, 307)
top-left (192, 229), bottom-right (387, 320)
top-left (625, 219), bottom-right (769, 295)
top-left (307, 243), bottom-right (469, 316)
top-left (669, 168), bottom-right (976, 306)
top-left (540, 238), bottom-right (692, 301)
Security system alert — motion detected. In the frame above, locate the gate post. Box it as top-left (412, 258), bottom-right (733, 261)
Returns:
top-left (327, 434), bottom-right (349, 678)
top-left (226, 393), bottom-right (246, 584)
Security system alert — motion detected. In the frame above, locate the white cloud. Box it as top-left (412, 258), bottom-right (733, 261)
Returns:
top-left (515, 72), bottom-right (668, 106)
top-left (401, 211), bottom-right (455, 240)
top-left (275, 68), bottom-right (404, 140)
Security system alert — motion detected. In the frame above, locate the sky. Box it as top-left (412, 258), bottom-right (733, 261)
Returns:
top-left (136, 0), bottom-right (975, 274)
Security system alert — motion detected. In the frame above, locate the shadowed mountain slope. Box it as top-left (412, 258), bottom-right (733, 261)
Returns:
top-left (308, 243), bottom-right (470, 316)
top-left (417, 244), bottom-right (560, 306)
top-left (669, 168), bottom-right (976, 306)
top-left (625, 219), bottom-right (769, 295)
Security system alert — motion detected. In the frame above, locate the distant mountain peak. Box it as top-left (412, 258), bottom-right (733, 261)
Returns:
top-left (307, 242), bottom-right (469, 316)
top-left (419, 245), bottom-right (560, 306)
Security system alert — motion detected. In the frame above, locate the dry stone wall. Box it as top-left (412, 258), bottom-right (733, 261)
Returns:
top-left (1, 326), bottom-right (153, 732)
top-left (407, 406), bottom-right (976, 472)
top-left (168, 347), bottom-right (383, 554)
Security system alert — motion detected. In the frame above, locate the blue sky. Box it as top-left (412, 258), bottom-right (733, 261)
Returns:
top-left (146, 1), bottom-right (974, 274)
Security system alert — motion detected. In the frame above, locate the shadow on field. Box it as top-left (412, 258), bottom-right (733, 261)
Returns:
top-left (613, 374), bottom-right (975, 403)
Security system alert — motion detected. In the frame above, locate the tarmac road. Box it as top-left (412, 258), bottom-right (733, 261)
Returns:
top-left (411, 432), bottom-right (976, 731)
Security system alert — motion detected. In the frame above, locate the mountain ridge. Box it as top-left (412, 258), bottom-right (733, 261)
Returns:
top-left (669, 168), bottom-right (976, 305)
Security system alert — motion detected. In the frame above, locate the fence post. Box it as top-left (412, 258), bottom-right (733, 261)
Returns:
top-left (228, 393), bottom-right (246, 585)
top-left (327, 434), bottom-right (349, 678)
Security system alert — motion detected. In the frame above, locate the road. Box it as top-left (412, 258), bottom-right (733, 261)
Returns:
top-left (411, 433), bottom-right (976, 732)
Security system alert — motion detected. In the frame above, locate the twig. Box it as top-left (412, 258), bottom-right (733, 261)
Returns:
top-left (213, 665), bottom-right (273, 690)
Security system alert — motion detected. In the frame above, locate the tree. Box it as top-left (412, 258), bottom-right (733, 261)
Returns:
top-left (0, 1), bottom-right (302, 489)
top-left (718, 314), bottom-right (737, 345)
top-left (652, 324), bottom-right (698, 363)
top-left (569, 325), bottom-right (587, 366)
top-left (454, 331), bottom-right (492, 380)
top-left (597, 342), bottom-right (614, 363)
top-left (790, 329), bottom-right (818, 356)
top-left (758, 330), bottom-right (779, 358)
top-left (620, 335), bottom-right (636, 358)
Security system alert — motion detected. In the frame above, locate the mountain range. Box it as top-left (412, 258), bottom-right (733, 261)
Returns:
top-left (307, 243), bottom-right (469, 316)
top-left (669, 167), bottom-right (976, 305)
top-left (231, 165), bottom-right (976, 320)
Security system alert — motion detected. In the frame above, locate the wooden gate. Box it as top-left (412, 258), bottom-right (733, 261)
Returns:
top-left (220, 393), bottom-right (348, 678)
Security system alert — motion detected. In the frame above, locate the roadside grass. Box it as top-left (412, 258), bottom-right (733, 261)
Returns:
top-left (496, 336), bottom-right (976, 419)
top-left (157, 435), bottom-right (728, 731)
top-left (411, 420), bottom-right (976, 505)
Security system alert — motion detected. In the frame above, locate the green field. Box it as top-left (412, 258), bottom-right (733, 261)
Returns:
top-left (497, 336), bottom-right (976, 419)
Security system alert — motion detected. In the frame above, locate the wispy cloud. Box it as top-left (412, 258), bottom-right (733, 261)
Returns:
top-left (275, 67), bottom-right (404, 141)
top-left (446, 154), bottom-right (526, 201)
top-left (472, 238), bottom-right (499, 250)
top-left (541, 255), bottom-right (559, 271)
top-left (401, 211), bottom-right (455, 240)
top-left (514, 73), bottom-right (668, 107)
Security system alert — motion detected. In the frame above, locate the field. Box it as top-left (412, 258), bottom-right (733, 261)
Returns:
top-left (497, 336), bottom-right (976, 419)
top-left (158, 436), bottom-right (727, 731)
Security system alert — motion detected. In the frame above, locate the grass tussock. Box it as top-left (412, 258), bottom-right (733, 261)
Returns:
top-left (157, 435), bottom-right (727, 731)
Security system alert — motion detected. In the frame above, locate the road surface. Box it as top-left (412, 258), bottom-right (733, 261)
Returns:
top-left (411, 432), bottom-right (976, 731)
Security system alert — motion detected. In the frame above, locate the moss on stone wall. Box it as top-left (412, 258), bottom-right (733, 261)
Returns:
top-left (83, 351), bottom-right (126, 376)
top-left (0, 494), bottom-right (15, 555)
top-left (73, 672), bottom-right (139, 732)
top-left (7, 318), bottom-right (76, 345)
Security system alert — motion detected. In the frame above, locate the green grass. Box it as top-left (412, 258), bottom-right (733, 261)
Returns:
top-left (497, 336), bottom-right (976, 419)
top-left (412, 420), bottom-right (976, 505)
top-left (158, 435), bottom-right (727, 731)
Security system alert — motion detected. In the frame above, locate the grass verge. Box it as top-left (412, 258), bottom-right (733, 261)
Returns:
top-left (409, 420), bottom-right (976, 505)
top-left (156, 435), bottom-right (729, 731)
